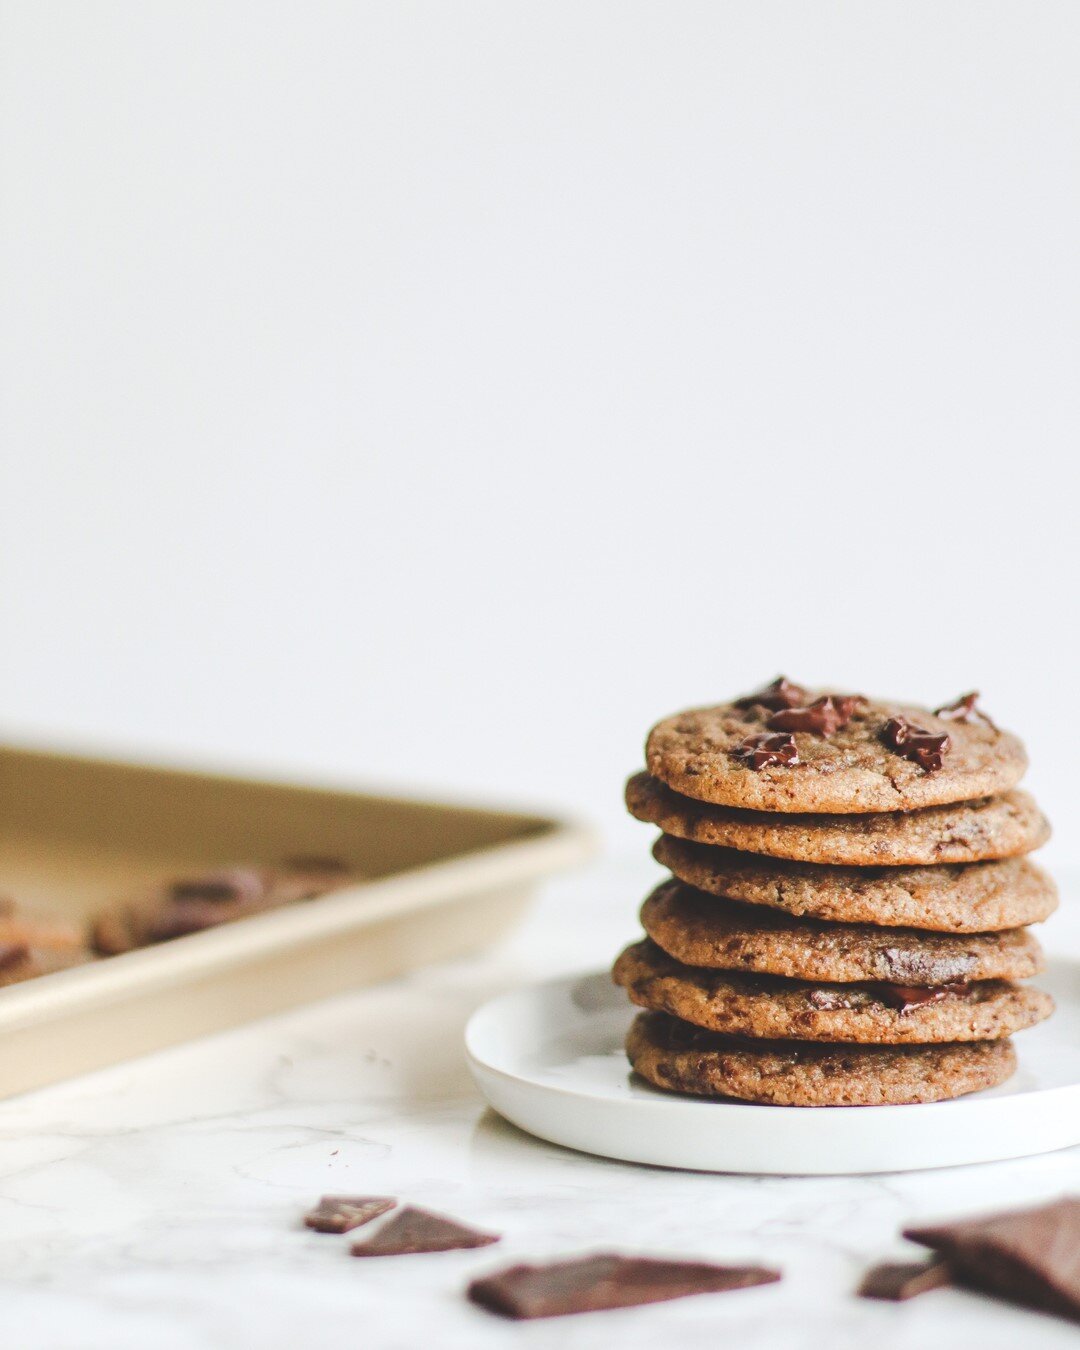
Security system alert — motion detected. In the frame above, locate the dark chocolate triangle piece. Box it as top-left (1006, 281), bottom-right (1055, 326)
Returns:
top-left (858, 1260), bottom-right (951, 1301)
top-left (304, 1195), bottom-right (396, 1234)
top-left (351, 1206), bottom-right (499, 1257)
top-left (905, 1197), bottom-right (1080, 1323)
top-left (468, 1253), bottom-right (781, 1319)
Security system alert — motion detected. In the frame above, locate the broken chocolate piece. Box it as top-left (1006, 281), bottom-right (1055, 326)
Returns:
top-left (468, 1253), bottom-right (781, 1320)
top-left (935, 691), bottom-right (998, 730)
top-left (882, 717), bottom-right (951, 772)
top-left (767, 695), bottom-right (863, 736)
top-left (304, 1195), bottom-right (396, 1234)
top-left (734, 677), bottom-right (808, 711)
top-left (858, 1260), bottom-right (952, 1301)
top-left (350, 1206), bottom-right (499, 1257)
top-left (905, 1197), bottom-right (1080, 1324)
top-left (873, 981), bottom-right (970, 1012)
top-left (734, 733), bottom-right (800, 770)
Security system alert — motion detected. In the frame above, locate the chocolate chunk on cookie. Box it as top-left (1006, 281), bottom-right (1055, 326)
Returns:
top-left (626, 1011), bottom-right (1017, 1106)
top-left (645, 691), bottom-right (1026, 814)
top-left (613, 940), bottom-right (1053, 1043)
top-left (626, 773), bottom-right (1049, 866)
top-left (640, 880), bottom-right (1045, 985)
top-left (653, 836), bottom-right (1058, 932)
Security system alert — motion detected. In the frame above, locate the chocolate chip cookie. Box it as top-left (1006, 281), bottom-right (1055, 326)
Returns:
top-left (627, 1010), bottom-right (1018, 1106)
top-left (626, 773), bottom-right (1049, 865)
top-left (92, 856), bottom-right (351, 955)
top-left (645, 685), bottom-right (1026, 814)
top-left (652, 836), bottom-right (1058, 932)
top-left (613, 939), bottom-right (1053, 1043)
top-left (640, 880), bottom-right (1045, 984)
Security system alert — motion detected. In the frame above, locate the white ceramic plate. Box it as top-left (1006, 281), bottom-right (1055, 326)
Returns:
top-left (465, 959), bottom-right (1080, 1175)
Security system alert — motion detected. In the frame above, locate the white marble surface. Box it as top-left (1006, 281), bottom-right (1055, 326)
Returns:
top-left (1, 855), bottom-right (1079, 1350)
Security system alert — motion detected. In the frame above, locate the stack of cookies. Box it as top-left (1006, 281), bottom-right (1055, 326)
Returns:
top-left (614, 679), bottom-right (1056, 1106)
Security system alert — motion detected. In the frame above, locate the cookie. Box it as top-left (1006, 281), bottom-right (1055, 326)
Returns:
top-left (92, 857), bottom-right (351, 955)
top-left (640, 880), bottom-right (1045, 984)
top-left (627, 1011), bottom-right (1017, 1106)
top-left (0, 942), bottom-right (91, 987)
top-left (0, 897), bottom-right (86, 951)
top-left (612, 940), bottom-right (1053, 1043)
top-left (652, 836), bottom-right (1058, 932)
top-left (0, 900), bottom-right (95, 986)
top-left (645, 688), bottom-right (1026, 814)
top-left (626, 773), bottom-right (1049, 866)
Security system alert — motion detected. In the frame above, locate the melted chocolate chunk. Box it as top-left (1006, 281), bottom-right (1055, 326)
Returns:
top-left (905, 1198), bottom-right (1080, 1324)
top-left (468, 1254), bottom-right (781, 1320)
top-left (734, 677), bottom-right (808, 711)
top-left (304, 1195), bottom-right (396, 1234)
top-left (935, 691), bottom-right (998, 730)
top-left (350, 1206), bottom-right (499, 1257)
top-left (859, 1260), bottom-right (952, 1301)
top-left (734, 733), bottom-right (800, 770)
top-left (767, 695), bottom-right (864, 736)
top-left (882, 717), bottom-right (951, 772)
top-left (873, 981), bottom-right (970, 1012)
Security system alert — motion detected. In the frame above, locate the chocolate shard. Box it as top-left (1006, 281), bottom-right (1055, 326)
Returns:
top-left (767, 695), bottom-right (864, 737)
top-left (935, 691), bottom-right (998, 730)
top-left (873, 981), bottom-right (971, 1012)
top-left (858, 1259), bottom-right (952, 1301)
top-left (350, 1206), bottom-right (499, 1257)
top-left (882, 717), bottom-right (951, 772)
top-left (904, 1197), bottom-right (1080, 1324)
top-left (734, 733), bottom-right (800, 770)
top-left (734, 677), bottom-right (808, 711)
top-left (304, 1195), bottom-right (396, 1234)
top-left (468, 1253), bottom-right (781, 1320)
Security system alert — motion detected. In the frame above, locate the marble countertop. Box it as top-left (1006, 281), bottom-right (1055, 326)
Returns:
top-left (2, 854), bottom-right (1078, 1349)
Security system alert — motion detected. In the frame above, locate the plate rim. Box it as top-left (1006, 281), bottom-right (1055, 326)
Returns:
top-left (465, 963), bottom-right (1080, 1147)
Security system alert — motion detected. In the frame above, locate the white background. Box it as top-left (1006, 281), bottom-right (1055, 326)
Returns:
top-left (2, 1), bottom-right (1078, 855)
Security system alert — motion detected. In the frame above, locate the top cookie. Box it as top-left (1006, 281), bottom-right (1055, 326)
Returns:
top-left (645, 681), bottom-right (1026, 814)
